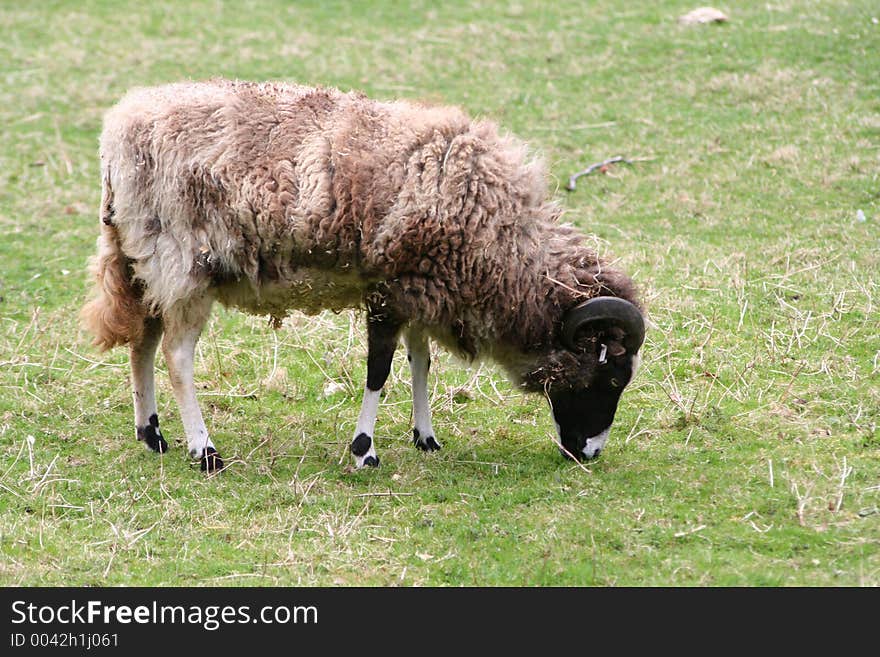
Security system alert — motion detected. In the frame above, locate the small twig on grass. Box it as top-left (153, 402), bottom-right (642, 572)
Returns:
top-left (559, 443), bottom-right (593, 473)
top-left (25, 435), bottom-right (36, 479)
top-left (354, 491), bottom-right (415, 498)
top-left (208, 573), bottom-right (278, 583)
top-left (62, 346), bottom-right (125, 369)
top-left (451, 459), bottom-right (507, 467)
top-left (791, 481), bottom-right (815, 526)
top-left (0, 481), bottom-right (23, 499)
top-left (566, 156), bottom-right (651, 191)
top-left (623, 410), bottom-right (645, 444)
top-left (197, 389), bottom-right (258, 399)
top-left (532, 121), bottom-right (617, 132)
top-left (778, 361), bottom-right (806, 405)
top-left (835, 456), bottom-right (852, 513)
top-left (674, 524), bottom-right (707, 538)
top-left (1, 438), bottom-right (26, 483)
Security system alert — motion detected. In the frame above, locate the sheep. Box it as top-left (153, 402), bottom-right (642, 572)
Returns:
top-left (81, 79), bottom-right (646, 473)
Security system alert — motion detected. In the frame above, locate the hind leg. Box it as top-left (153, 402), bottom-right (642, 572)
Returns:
top-left (405, 328), bottom-right (440, 452)
top-left (132, 316), bottom-right (167, 453)
top-left (161, 294), bottom-right (223, 473)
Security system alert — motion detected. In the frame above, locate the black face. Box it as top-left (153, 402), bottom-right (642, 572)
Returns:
top-left (549, 352), bottom-right (635, 461)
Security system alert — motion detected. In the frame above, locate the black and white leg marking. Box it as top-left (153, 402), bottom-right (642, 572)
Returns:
top-left (136, 413), bottom-right (167, 453)
top-left (161, 295), bottom-right (223, 473)
top-left (350, 304), bottom-right (401, 468)
top-left (352, 388), bottom-right (381, 468)
top-left (132, 316), bottom-right (167, 453)
top-left (406, 328), bottom-right (440, 452)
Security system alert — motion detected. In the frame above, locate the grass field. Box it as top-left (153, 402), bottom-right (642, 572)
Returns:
top-left (1, 1), bottom-right (877, 586)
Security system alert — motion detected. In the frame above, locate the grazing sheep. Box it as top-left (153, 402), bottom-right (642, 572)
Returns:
top-left (82, 79), bottom-right (646, 473)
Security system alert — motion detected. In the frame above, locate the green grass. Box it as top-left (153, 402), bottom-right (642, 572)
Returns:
top-left (1, 0), bottom-right (878, 586)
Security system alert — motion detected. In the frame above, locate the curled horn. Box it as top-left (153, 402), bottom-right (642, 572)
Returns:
top-left (561, 296), bottom-right (646, 353)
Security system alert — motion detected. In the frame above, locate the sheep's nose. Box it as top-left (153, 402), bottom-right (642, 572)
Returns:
top-left (580, 429), bottom-right (610, 461)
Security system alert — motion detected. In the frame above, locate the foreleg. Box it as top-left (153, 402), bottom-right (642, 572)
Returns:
top-left (350, 307), bottom-right (401, 468)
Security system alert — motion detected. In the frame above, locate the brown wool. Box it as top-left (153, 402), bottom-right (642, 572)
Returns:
top-left (83, 80), bottom-right (640, 390)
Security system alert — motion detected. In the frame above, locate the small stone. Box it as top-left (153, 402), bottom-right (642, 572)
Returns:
top-left (679, 7), bottom-right (728, 25)
top-left (323, 380), bottom-right (346, 397)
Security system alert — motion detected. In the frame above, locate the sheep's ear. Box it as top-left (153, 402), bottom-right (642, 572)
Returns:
top-left (561, 296), bottom-right (645, 354)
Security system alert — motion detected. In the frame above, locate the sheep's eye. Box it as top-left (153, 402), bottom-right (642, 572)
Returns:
top-left (610, 378), bottom-right (620, 388)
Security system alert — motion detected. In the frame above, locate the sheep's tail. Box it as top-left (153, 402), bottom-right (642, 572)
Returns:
top-left (80, 172), bottom-right (146, 351)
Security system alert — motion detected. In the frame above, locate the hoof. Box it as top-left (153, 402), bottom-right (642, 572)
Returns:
top-left (413, 428), bottom-right (441, 452)
top-left (137, 415), bottom-right (168, 454)
top-left (350, 432), bottom-right (372, 457)
top-left (200, 446), bottom-right (224, 473)
top-left (351, 434), bottom-right (380, 468)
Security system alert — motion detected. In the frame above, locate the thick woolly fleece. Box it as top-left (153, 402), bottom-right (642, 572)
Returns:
top-left (84, 79), bottom-right (638, 392)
